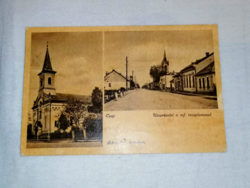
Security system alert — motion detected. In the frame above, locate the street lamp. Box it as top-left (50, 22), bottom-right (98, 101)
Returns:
top-left (48, 93), bottom-right (51, 142)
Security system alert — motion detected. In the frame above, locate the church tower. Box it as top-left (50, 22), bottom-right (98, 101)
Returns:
top-left (161, 50), bottom-right (169, 73)
top-left (161, 50), bottom-right (169, 67)
top-left (38, 43), bottom-right (57, 96)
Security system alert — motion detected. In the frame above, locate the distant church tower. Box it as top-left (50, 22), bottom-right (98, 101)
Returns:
top-left (161, 50), bottom-right (169, 73)
top-left (38, 43), bottom-right (57, 97)
top-left (161, 50), bottom-right (169, 67)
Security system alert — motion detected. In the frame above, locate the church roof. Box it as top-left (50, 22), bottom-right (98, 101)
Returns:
top-left (195, 61), bottom-right (215, 76)
top-left (38, 44), bottom-right (57, 75)
top-left (54, 93), bottom-right (91, 103)
top-left (32, 92), bottom-right (91, 109)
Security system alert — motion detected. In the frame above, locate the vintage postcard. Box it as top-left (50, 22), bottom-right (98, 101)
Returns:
top-left (21, 25), bottom-right (226, 156)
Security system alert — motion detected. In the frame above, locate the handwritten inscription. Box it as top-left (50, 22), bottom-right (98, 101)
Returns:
top-left (107, 138), bottom-right (146, 145)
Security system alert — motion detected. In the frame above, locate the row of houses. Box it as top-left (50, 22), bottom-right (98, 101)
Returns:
top-left (172, 52), bottom-right (216, 95)
top-left (145, 52), bottom-right (216, 95)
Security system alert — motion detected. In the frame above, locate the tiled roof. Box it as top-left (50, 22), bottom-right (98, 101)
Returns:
top-left (180, 53), bottom-right (214, 73)
top-left (54, 93), bottom-right (91, 103)
top-left (32, 92), bottom-right (91, 109)
top-left (195, 62), bottom-right (215, 76)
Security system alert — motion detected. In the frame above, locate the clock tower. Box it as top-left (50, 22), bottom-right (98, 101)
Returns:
top-left (38, 43), bottom-right (57, 97)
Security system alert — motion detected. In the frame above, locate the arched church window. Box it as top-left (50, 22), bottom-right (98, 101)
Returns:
top-left (48, 77), bottom-right (51, 85)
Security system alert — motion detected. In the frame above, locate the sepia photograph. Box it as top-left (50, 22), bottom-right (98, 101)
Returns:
top-left (104, 30), bottom-right (218, 111)
top-left (25, 32), bottom-right (103, 148)
top-left (21, 25), bottom-right (225, 156)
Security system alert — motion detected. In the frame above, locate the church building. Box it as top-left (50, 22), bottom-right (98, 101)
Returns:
top-left (31, 44), bottom-right (91, 137)
top-left (159, 50), bottom-right (170, 90)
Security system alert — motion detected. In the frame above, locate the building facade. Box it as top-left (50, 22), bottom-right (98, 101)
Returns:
top-left (31, 45), bottom-right (91, 136)
top-left (173, 73), bottom-right (183, 91)
top-left (195, 62), bottom-right (216, 94)
top-left (179, 52), bottom-right (215, 94)
top-left (104, 70), bottom-right (131, 91)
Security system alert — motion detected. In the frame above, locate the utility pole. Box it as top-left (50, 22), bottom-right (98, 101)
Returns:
top-left (165, 64), bottom-right (167, 91)
top-left (126, 56), bottom-right (128, 91)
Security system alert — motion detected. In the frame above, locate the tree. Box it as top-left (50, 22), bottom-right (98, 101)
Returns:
top-left (149, 65), bottom-right (166, 83)
top-left (58, 114), bottom-right (69, 132)
top-left (62, 98), bottom-right (88, 140)
top-left (83, 113), bottom-right (103, 139)
top-left (91, 87), bottom-right (103, 113)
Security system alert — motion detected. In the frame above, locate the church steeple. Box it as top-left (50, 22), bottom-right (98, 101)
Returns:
top-left (161, 50), bottom-right (169, 66)
top-left (38, 42), bottom-right (57, 96)
top-left (38, 42), bottom-right (56, 76)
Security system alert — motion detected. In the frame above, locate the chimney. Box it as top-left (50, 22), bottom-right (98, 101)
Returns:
top-left (206, 52), bottom-right (210, 57)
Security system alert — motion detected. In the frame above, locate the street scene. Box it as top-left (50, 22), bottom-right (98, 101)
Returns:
top-left (104, 30), bottom-right (218, 111)
top-left (105, 89), bottom-right (217, 111)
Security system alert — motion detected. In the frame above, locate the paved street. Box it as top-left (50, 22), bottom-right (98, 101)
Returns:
top-left (105, 89), bottom-right (218, 111)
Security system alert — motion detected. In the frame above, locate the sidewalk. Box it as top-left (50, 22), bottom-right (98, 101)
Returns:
top-left (105, 89), bottom-right (136, 104)
top-left (169, 90), bottom-right (217, 100)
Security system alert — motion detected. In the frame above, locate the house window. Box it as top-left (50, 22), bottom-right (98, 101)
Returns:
top-left (202, 78), bottom-right (205, 89)
top-left (207, 77), bottom-right (210, 88)
top-left (183, 77), bottom-right (185, 88)
top-left (39, 111), bottom-right (42, 119)
top-left (109, 83), bottom-right (111, 87)
top-left (192, 75), bottom-right (195, 87)
top-left (199, 78), bottom-right (201, 88)
top-left (186, 77), bottom-right (188, 88)
top-left (48, 77), bottom-right (51, 85)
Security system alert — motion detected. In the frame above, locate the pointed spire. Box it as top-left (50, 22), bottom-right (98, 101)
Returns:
top-left (162, 49), bottom-right (169, 66)
top-left (42, 41), bottom-right (53, 71)
top-left (38, 42), bottom-right (56, 75)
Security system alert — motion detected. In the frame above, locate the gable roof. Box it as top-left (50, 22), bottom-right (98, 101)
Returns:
top-left (104, 69), bottom-right (130, 81)
top-left (180, 52), bottom-right (214, 73)
top-left (38, 44), bottom-right (57, 75)
top-left (195, 61), bottom-right (215, 76)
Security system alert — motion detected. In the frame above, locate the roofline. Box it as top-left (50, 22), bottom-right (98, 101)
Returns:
top-left (180, 52), bottom-right (214, 73)
top-left (180, 66), bottom-right (195, 73)
top-left (104, 69), bottom-right (130, 81)
top-left (38, 70), bottom-right (57, 75)
top-left (195, 71), bottom-right (215, 76)
top-left (195, 61), bottom-right (215, 76)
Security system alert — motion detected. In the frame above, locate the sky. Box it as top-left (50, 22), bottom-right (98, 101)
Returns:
top-left (104, 30), bottom-right (214, 86)
top-left (28, 32), bottom-right (103, 113)
top-left (28, 30), bottom-right (213, 113)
